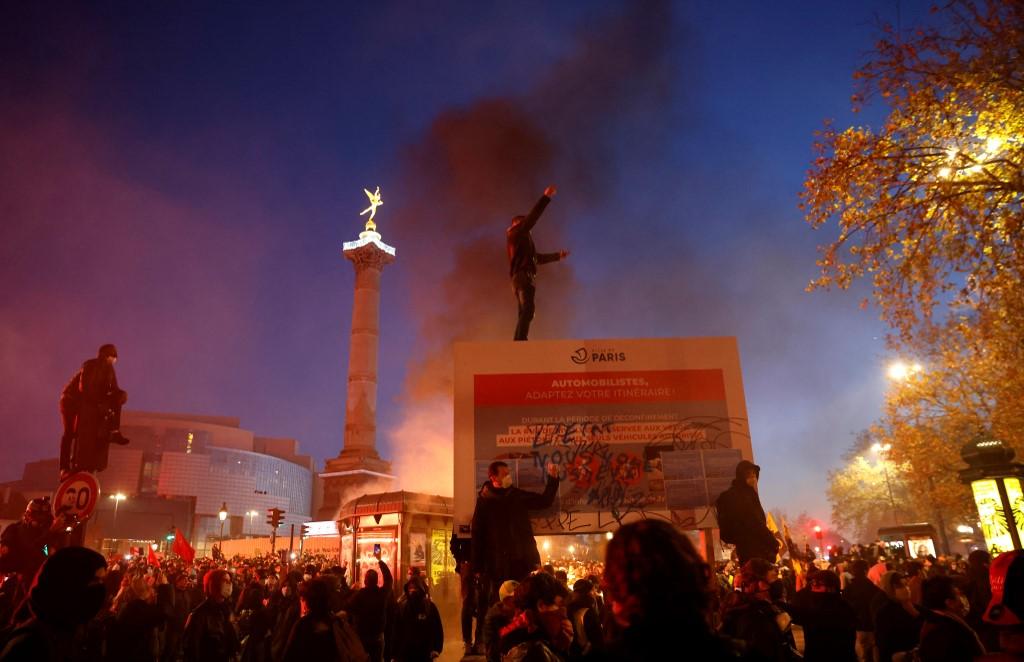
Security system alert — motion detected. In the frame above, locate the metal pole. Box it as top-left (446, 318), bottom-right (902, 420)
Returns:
top-left (996, 478), bottom-right (1023, 550)
top-left (288, 524), bottom-right (295, 562)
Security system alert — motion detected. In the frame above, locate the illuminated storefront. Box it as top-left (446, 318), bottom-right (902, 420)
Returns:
top-left (337, 491), bottom-right (456, 592)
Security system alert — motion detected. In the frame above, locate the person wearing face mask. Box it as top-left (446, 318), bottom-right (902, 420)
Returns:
top-left (918, 574), bottom-right (985, 661)
top-left (392, 577), bottom-right (443, 662)
top-left (0, 545), bottom-right (108, 661)
top-left (471, 460), bottom-right (560, 610)
top-left (60, 343), bottom-right (130, 477)
top-left (498, 572), bottom-right (573, 660)
top-left (182, 569), bottom-right (239, 662)
top-left (715, 461), bottom-right (780, 564)
top-left (0, 499), bottom-right (68, 597)
top-left (872, 571), bottom-right (922, 662)
top-left (721, 558), bottom-right (796, 661)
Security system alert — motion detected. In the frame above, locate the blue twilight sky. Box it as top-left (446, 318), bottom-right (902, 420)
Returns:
top-left (0, 0), bottom-right (943, 529)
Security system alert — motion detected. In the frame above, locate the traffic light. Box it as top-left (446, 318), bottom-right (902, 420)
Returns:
top-left (301, 522), bottom-right (311, 539)
top-left (266, 508), bottom-right (285, 529)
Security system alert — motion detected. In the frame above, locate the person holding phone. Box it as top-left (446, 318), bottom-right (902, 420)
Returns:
top-left (345, 545), bottom-right (392, 662)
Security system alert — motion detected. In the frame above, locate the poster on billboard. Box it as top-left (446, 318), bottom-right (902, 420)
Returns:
top-left (454, 338), bottom-right (753, 535)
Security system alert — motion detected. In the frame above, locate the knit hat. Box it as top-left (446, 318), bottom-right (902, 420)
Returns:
top-left (499, 579), bottom-right (519, 601)
top-left (985, 550), bottom-right (1024, 626)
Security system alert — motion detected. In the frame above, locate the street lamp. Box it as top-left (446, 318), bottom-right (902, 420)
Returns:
top-left (887, 361), bottom-right (923, 382)
top-left (871, 443), bottom-right (901, 525)
top-left (109, 493), bottom-right (127, 548)
top-left (960, 435), bottom-right (1024, 553)
top-left (218, 502), bottom-right (228, 551)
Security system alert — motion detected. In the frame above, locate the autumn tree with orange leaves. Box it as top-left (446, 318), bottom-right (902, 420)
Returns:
top-left (805, 1), bottom-right (1024, 541)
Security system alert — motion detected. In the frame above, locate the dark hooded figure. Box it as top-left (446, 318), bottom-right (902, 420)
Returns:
top-left (0, 546), bottom-right (108, 661)
top-left (714, 460), bottom-right (779, 564)
top-left (0, 499), bottom-right (68, 593)
top-left (506, 186), bottom-right (569, 341)
top-left (59, 343), bottom-right (129, 476)
top-left (392, 577), bottom-right (443, 662)
top-left (471, 461), bottom-right (560, 602)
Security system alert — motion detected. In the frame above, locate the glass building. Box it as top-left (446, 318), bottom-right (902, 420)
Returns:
top-left (108, 411), bottom-right (315, 552)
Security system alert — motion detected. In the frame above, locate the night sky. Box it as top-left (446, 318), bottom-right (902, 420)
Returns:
top-left (0, 1), bottom-right (942, 528)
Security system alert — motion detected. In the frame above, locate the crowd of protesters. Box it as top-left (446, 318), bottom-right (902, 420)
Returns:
top-left (8, 455), bottom-right (1024, 660)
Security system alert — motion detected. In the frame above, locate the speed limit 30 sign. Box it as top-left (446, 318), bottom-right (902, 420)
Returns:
top-left (54, 472), bottom-right (101, 520)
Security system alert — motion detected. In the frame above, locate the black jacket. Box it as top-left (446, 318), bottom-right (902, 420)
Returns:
top-left (871, 596), bottom-right (922, 662)
top-left (471, 477), bottom-right (559, 580)
top-left (788, 590), bottom-right (857, 662)
top-left (714, 480), bottom-right (778, 562)
top-left (842, 575), bottom-right (883, 631)
top-left (182, 598), bottom-right (238, 662)
top-left (346, 561), bottom-right (393, 648)
top-left (392, 596), bottom-right (443, 662)
top-left (507, 195), bottom-right (559, 278)
top-left (918, 609), bottom-right (985, 662)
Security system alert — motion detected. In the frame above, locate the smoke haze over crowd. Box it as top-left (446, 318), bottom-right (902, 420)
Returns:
top-left (0, 0), bottom-right (941, 526)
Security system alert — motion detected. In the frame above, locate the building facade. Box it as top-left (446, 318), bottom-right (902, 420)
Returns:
top-left (107, 411), bottom-right (316, 553)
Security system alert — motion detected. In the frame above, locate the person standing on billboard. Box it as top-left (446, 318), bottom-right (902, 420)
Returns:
top-left (471, 461), bottom-right (560, 603)
top-left (506, 186), bottom-right (570, 341)
top-left (715, 460), bottom-right (779, 564)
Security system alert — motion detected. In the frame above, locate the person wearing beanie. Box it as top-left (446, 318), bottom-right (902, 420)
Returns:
top-left (714, 460), bottom-right (780, 563)
top-left (483, 580), bottom-right (519, 662)
top-left (58, 343), bottom-right (129, 478)
top-left (0, 545), bottom-right (108, 661)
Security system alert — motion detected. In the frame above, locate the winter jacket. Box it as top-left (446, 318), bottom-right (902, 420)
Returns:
top-left (714, 480), bottom-right (778, 563)
top-left (507, 195), bottom-right (559, 277)
top-left (471, 478), bottom-right (559, 580)
top-left (842, 575), bottom-right (883, 631)
top-left (182, 598), bottom-right (238, 662)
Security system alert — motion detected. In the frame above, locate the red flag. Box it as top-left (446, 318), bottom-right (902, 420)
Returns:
top-left (172, 527), bottom-right (195, 564)
top-left (147, 546), bottom-right (161, 568)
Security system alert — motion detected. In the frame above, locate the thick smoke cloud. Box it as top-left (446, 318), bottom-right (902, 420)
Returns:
top-left (384, 1), bottom-right (676, 496)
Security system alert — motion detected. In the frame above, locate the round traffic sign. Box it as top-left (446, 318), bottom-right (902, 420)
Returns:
top-left (54, 472), bottom-right (101, 520)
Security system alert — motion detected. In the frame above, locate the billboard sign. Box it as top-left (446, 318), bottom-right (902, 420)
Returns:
top-left (454, 338), bottom-right (753, 535)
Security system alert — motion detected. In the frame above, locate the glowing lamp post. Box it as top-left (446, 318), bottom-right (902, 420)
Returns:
top-left (110, 493), bottom-right (127, 541)
top-left (218, 502), bottom-right (229, 551)
top-left (959, 436), bottom-right (1024, 553)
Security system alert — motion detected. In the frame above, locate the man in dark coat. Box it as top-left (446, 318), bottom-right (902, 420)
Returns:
top-left (714, 460), bottom-right (779, 564)
top-left (841, 559), bottom-right (883, 662)
top-left (471, 461), bottom-right (560, 603)
top-left (346, 551), bottom-right (393, 662)
top-left (506, 186), bottom-right (569, 341)
top-left (60, 343), bottom-right (129, 477)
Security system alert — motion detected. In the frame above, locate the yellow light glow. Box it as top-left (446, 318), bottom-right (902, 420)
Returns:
top-left (360, 186), bottom-right (383, 226)
top-left (887, 361), bottom-right (923, 381)
top-left (946, 147), bottom-right (958, 161)
top-left (110, 493), bottom-right (127, 501)
top-left (568, 545), bottom-right (576, 555)
top-left (972, 479), bottom-right (1014, 554)
top-left (937, 167), bottom-right (952, 179)
top-left (871, 443), bottom-right (892, 454)
top-left (542, 539), bottom-right (551, 552)
top-left (986, 136), bottom-right (1003, 153)
top-left (605, 531), bottom-right (614, 540)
